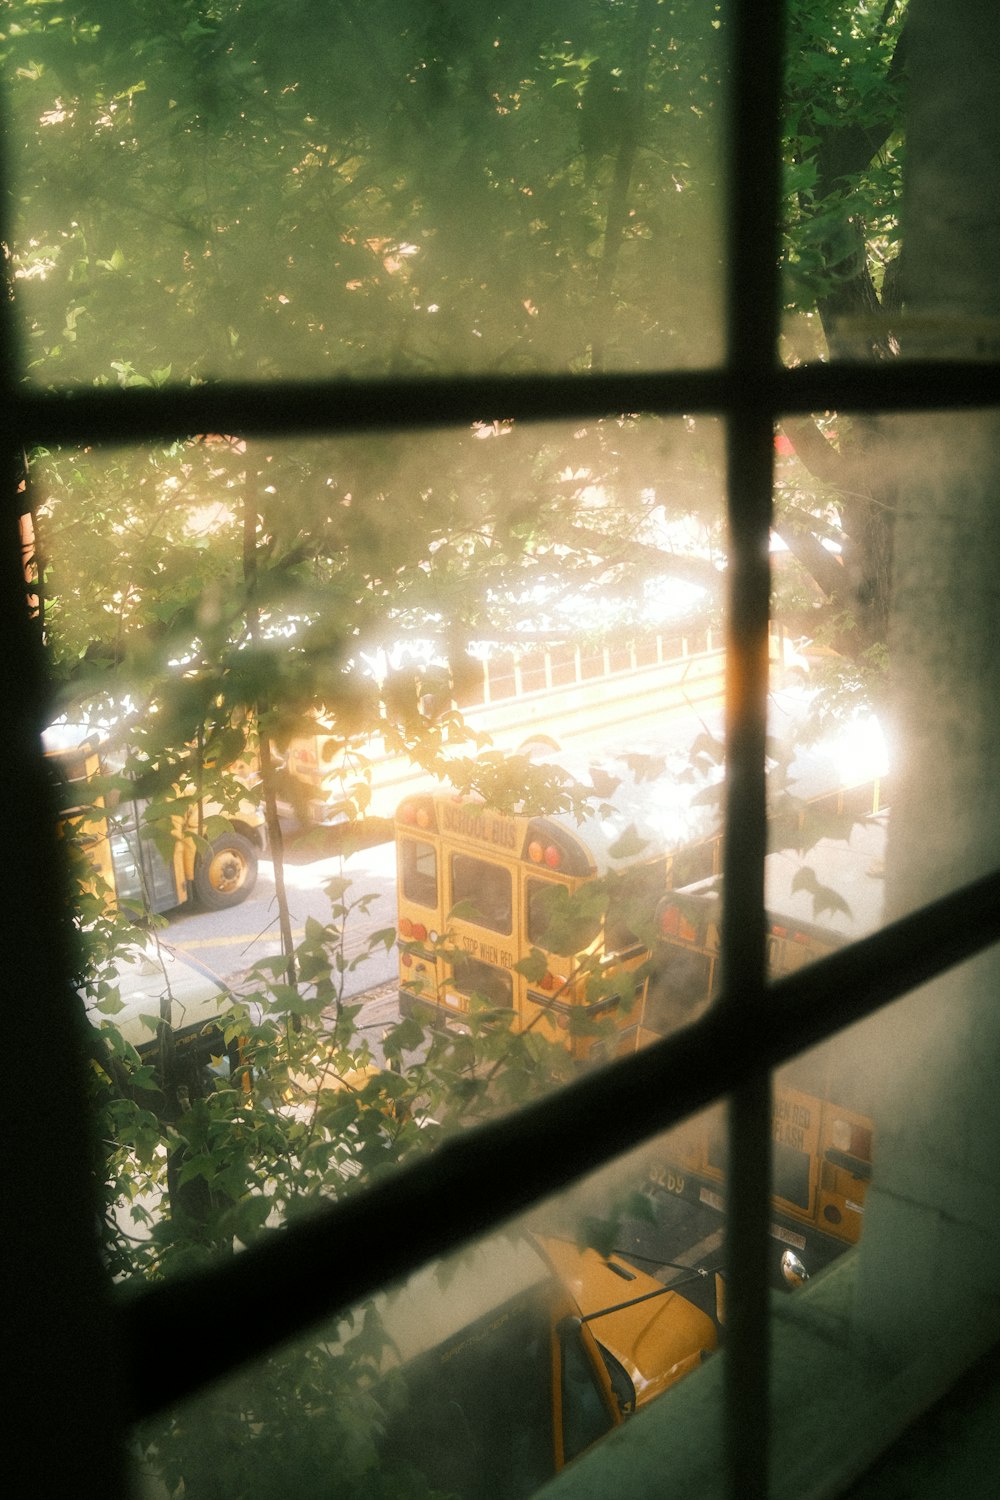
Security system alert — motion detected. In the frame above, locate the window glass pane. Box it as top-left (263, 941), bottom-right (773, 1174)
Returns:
top-left (131, 1170), bottom-right (723, 1499)
top-left (451, 854), bottom-right (513, 935)
top-left (486, 652), bottom-right (518, 704)
top-left (560, 1322), bottom-right (615, 1462)
top-left (549, 646), bottom-right (578, 689)
top-left (401, 838), bottom-right (437, 908)
top-left (519, 651), bottom-right (548, 696)
top-left (8, 2), bottom-right (726, 387)
top-left (780, 4), bottom-right (906, 365)
top-left (450, 952), bottom-right (514, 1011)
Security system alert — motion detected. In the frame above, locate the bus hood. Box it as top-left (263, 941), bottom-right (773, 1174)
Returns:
top-left (535, 1234), bottom-right (718, 1409)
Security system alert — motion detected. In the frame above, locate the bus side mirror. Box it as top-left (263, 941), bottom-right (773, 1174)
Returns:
top-left (780, 1250), bottom-right (809, 1288)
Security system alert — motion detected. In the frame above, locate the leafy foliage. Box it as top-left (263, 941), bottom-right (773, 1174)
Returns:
top-left (5, 1), bottom-right (912, 1488)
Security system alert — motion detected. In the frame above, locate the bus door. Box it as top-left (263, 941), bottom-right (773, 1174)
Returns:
top-left (107, 794), bottom-right (188, 914)
top-left (518, 860), bottom-right (588, 1054)
top-left (518, 821), bottom-right (658, 1062)
top-left (439, 803), bottom-right (521, 1023)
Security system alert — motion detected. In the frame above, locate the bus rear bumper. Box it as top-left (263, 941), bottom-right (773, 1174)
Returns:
top-left (399, 987), bottom-right (457, 1030)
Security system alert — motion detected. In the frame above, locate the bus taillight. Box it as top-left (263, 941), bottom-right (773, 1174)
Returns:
top-left (398, 798), bottom-right (436, 831)
top-left (528, 839), bottom-right (563, 869)
top-left (398, 917), bottom-right (429, 942)
top-left (658, 903), bottom-right (697, 943)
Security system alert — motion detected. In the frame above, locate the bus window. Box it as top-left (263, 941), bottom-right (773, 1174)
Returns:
top-left (401, 837), bottom-right (438, 908)
top-left (559, 1322), bottom-right (616, 1463)
top-left (519, 651), bottom-right (547, 695)
top-left (526, 877), bottom-right (601, 952)
top-left (549, 645), bottom-right (578, 688)
top-left (486, 651), bottom-right (517, 704)
top-left (451, 854), bottom-right (513, 934)
top-left (773, 1140), bottom-right (812, 1212)
top-left (453, 659), bottom-right (487, 708)
top-left (527, 877), bottom-right (556, 946)
top-left (605, 862), bottom-right (668, 955)
top-left (579, 647), bottom-right (604, 681)
top-left (451, 953), bottom-right (514, 1010)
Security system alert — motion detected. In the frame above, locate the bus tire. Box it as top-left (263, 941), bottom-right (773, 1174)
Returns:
top-left (193, 832), bottom-right (258, 910)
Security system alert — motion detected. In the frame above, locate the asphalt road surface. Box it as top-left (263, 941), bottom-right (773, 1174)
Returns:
top-left (165, 825), bottom-right (400, 1001)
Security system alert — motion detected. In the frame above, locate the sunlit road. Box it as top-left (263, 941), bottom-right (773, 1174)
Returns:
top-left (162, 689), bottom-right (825, 1018)
top-left (165, 833), bottom-right (400, 1000)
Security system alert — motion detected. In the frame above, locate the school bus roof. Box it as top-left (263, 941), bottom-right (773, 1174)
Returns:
top-left (421, 740), bottom-right (724, 877)
top-left (412, 707), bottom-right (886, 879)
top-left (763, 813), bottom-right (887, 943)
top-left (671, 814), bottom-right (888, 945)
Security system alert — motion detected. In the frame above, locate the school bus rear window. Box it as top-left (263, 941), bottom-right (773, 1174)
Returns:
top-left (451, 953), bottom-right (514, 1010)
top-left (402, 838), bottom-right (437, 908)
top-left (451, 854), bottom-right (513, 935)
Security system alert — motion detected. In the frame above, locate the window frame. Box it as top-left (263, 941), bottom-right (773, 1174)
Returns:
top-left (4, 3), bottom-right (1000, 1496)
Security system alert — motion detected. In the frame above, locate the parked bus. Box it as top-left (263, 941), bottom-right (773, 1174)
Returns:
top-left (394, 742), bottom-right (723, 1061)
top-left (44, 722), bottom-right (266, 916)
top-left (279, 625), bottom-right (809, 827)
top-left (646, 814), bottom-right (887, 1285)
top-left (338, 1227), bottom-right (719, 1500)
top-left (393, 721), bottom-right (887, 1062)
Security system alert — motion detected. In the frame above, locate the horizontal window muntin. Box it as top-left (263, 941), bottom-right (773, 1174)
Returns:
top-left (13, 361), bottom-right (1000, 452)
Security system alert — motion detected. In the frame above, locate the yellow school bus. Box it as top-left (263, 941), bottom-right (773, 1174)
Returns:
top-left (44, 722), bottom-right (266, 916)
top-left (354, 1227), bottom-right (718, 1499)
top-left (646, 815), bottom-right (887, 1284)
top-left (394, 714), bottom-right (888, 1062)
top-left (281, 626), bottom-right (811, 827)
top-left (394, 742), bottom-right (727, 1061)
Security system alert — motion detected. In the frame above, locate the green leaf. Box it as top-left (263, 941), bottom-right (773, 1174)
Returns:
top-left (789, 865), bottom-right (853, 919)
top-left (514, 947), bottom-right (550, 982)
top-left (607, 823), bottom-right (651, 861)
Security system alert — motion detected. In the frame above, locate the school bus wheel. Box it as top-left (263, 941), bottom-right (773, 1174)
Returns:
top-left (193, 832), bottom-right (258, 910)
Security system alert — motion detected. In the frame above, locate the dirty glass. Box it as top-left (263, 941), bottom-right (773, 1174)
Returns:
top-left (129, 1159), bottom-right (723, 1500)
top-left (32, 413), bottom-right (732, 1295)
top-left (778, 2), bottom-right (906, 365)
top-left (7, 0), bottom-right (726, 386)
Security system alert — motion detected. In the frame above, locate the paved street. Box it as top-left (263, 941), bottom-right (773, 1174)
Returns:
top-left (165, 830), bottom-right (400, 1001)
